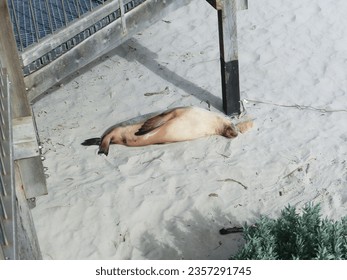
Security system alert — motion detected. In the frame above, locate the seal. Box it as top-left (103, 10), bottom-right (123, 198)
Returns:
top-left (82, 106), bottom-right (242, 156)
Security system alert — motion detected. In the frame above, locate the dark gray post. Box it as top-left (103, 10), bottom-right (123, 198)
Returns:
top-left (207, 0), bottom-right (247, 115)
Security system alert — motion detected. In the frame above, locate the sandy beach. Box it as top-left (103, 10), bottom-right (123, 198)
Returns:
top-left (31, 0), bottom-right (347, 259)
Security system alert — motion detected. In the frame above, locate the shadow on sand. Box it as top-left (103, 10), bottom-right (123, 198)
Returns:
top-left (137, 208), bottom-right (244, 260)
top-left (114, 38), bottom-right (223, 111)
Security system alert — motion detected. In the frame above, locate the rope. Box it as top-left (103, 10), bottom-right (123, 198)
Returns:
top-left (243, 99), bottom-right (347, 114)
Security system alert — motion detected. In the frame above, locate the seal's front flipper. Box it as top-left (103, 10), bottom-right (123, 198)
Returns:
top-left (135, 108), bottom-right (176, 136)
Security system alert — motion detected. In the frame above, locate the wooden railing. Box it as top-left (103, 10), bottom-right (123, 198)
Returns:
top-left (0, 62), bottom-right (16, 260)
top-left (1, 0), bottom-right (46, 259)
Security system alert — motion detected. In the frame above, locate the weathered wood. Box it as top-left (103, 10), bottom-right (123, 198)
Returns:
top-left (13, 116), bottom-right (40, 161)
top-left (15, 165), bottom-right (42, 259)
top-left (0, 0), bottom-right (45, 259)
top-left (25, 0), bottom-right (192, 102)
top-left (206, 0), bottom-right (246, 114)
top-left (0, 0), bottom-right (31, 118)
top-left (17, 157), bottom-right (47, 199)
top-left (220, 59), bottom-right (241, 115)
top-left (0, 66), bottom-right (16, 260)
top-left (217, 0), bottom-right (242, 115)
top-left (119, 0), bottom-right (127, 34)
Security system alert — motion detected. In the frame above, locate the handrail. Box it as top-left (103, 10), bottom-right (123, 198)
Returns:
top-left (0, 63), bottom-right (16, 260)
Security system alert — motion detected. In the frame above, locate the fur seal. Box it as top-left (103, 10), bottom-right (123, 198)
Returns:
top-left (82, 106), bottom-right (247, 156)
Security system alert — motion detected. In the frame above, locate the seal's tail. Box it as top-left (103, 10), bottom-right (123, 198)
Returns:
top-left (81, 138), bottom-right (101, 146)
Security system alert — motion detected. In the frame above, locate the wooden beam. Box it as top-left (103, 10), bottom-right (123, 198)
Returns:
top-left (13, 116), bottom-right (40, 161)
top-left (0, 1), bottom-right (31, 118)
top-left (0, 0), bottom-right (45, 259)
top-left (16, 157), bottom-right (47, 199)
top-left (0, 67), bottom-right (16, 260)
top-left (217, 0), bottom-right (242, 115)
top-left (119, 0), bottom-right (127, 34)
top-left (15, 166), bottom-right (42, 259)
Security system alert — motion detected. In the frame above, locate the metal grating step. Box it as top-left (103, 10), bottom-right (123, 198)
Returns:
top-left (8, 0), bottom-right (107, 51)
top-left (8, 0), bottom-right (146, 76)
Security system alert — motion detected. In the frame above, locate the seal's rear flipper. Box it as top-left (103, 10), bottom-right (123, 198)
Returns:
top-left (81, 138), bottom-right (101, 146)
top-left (135, 108), bottom-right (176, 136)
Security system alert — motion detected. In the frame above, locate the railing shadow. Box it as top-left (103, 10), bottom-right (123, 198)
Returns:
top-left (137, 208), bottom-right (244, 260)
top-left (114, 39), bottom-right (223, 111)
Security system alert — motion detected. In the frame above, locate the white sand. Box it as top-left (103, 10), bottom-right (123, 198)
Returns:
top-left (31, 0), bottom-right (347, 259)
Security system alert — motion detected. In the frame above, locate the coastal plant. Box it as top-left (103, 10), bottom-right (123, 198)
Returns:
top-left (232, 204), bottom-right (347, 260)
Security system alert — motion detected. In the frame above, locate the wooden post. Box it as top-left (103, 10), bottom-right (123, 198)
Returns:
top-left (207, 0), bottom-right (247, 115)
top-left (0, 0), bottom-right (44, 259)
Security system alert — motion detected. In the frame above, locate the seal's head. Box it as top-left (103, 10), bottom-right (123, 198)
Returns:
top-left (222, 123), bottom-right (238, 138)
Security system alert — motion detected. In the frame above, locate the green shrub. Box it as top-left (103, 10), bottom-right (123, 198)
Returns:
top-left (233, 204), bottom-right (347, 260)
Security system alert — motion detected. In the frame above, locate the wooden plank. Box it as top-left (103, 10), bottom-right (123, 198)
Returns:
top-left (0, 0), bottom-right (46, 259)
top-left (13, 116), bottom-right (40, 160)
top-left (119, 0), bottom-right (127, 34)
top-left (15, 165), bottom-right (42, 259)
top-left (217, 0), bottom-right (241, 115)
top-left (17, 157), bottom-right (47, 199)
top-left (25, 0), bottom-right (192, 101)
top-left (0, 65), bottom-right (16, 260)
top-left (0, 0), bottom-right (47, 197)
top-left (0, 1), bottom-right (31, 119)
